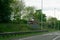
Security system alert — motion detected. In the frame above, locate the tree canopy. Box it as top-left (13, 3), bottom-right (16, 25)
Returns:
top-left (33, 10), bottom-right (46, 22)
top-left (11, 0), bottom-right (25, 21)
top-left (0, 0), bottom-right (14, 23)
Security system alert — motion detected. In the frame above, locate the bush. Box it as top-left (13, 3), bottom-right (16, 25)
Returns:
top-left (0, 23), bottom-right (31, 32)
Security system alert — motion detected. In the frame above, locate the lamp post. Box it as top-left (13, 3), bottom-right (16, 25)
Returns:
top-left (41, 0), bottom-right (43, 9)
top-left (57, 9), bottom-right (59, 31)
top-left (53, 8), bottom-right (56, 30)
top-left (41, 0), bottom-right (43, 30)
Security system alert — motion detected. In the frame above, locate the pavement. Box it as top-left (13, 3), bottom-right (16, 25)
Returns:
top-left (11, 31), bottom-right (60, 40)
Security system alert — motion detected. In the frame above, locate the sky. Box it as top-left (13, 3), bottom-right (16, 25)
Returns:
top-left (24, 0), bottom-right (60, 20)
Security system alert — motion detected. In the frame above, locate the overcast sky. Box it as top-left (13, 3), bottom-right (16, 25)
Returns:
top-left (24, 0), bottom-right (60, 20)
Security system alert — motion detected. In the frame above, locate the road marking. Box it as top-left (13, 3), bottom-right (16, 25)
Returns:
top-left (53, 36), bottom-right (60, 40)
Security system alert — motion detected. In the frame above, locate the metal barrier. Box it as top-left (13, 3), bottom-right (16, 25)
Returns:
top-left (0, 30), bottom-right (48, 37)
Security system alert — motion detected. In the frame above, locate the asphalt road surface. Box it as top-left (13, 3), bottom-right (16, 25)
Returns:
top-left (11, 31), bottom-right (60, 40)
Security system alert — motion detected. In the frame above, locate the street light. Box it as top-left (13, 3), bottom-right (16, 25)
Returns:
top-left (56, 8), bottom-right (60, 30)
top-left (53, 8), bottom-right (56, 30)
top-left (41, 0), bottom-right (43, 30)
top-left (41, 0), bottom-right (43, 9)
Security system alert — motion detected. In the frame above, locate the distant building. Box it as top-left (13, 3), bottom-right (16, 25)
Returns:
top-left (28, 20), bottom-right (40, 30)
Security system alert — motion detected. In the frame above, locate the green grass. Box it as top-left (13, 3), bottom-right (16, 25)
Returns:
top-left (0, 23), bottom-right (59, 40)
top-left (0, 29), bottom-right (59, 40)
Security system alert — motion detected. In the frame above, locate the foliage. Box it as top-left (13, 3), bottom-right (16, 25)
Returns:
top-left (11, 0), bottom-right (25, 21)
top-left (22, 7), bottom-right (35, 20)
top-left (46, 17), bottom-right (60, 29)
top-left (33, 10), bottom-right (46, 22)
top-left (0, 23), bottom-right (30, 32)
top-left (0, 0), bottom-right (14, 23)
top-left (0, 0), bottom-right (60, 32)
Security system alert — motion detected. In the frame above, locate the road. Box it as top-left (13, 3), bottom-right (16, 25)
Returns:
top-left (11, 31), bottom-right (60, 40)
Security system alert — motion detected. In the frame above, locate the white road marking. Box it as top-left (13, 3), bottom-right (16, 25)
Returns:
top-left (53, 36), bottom-right (60, 40)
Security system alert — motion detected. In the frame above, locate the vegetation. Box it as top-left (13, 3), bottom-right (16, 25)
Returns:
top-left (0, 0), bottom-right (14, 23)
top-left (0, 0), bottom-right (60, 32)
top-left (0, 32), bottom-right (48, 40)
top-left (0, 0), bottom-right (60, 40)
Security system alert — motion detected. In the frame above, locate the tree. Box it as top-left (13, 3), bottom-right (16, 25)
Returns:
top-left (47, 17), bottom-right (57, 29)
top-left (33, 10), bottom-right (46, 22)
top-left (22, 7), bottom-right (35, 20)
top-left (33, 10), bottom-right (46, 30)
top-left (47, 17), bottom-right (57, 22)
top-left (57, 20), bottom-right (60, 30)
top-left (0, 0), bottom-right (14, 23)
top-left (11, 0), bottom-right (25, 21)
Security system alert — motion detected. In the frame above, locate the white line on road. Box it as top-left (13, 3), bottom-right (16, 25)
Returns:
top-left (53, 36), bottom-right (60, 40)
